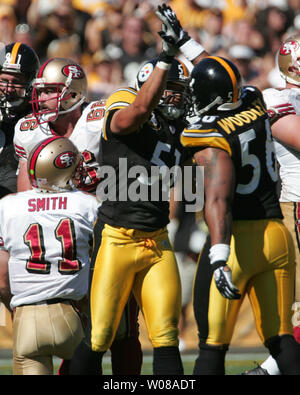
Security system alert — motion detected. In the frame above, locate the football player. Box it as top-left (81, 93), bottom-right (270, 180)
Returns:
top-left (0, 42), bottom-right (40, 197)
top-left (88, 4), bottom-right (208, 375)
top-left (0, 136), bottom-right (99, 374)
top-left (242, 33), bottom-right (300, 375)
top-left (180, 55), bottom-right (300, 375)
top-left (13, 58), bottom-right (142, 375)
top-left (14, 57), bottom-right (100, 193)
top-left (0, 42), bottom-right (40, 311)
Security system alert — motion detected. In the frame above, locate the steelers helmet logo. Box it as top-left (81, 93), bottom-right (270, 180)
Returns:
top-left (54, 151), bottom-right (75, 168)
top-left (138, 63), bottom-right (154, 83)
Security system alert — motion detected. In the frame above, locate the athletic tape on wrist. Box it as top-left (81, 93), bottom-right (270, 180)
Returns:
top-left (156, 61), bottom-right (172, 70)
top-left (209, 244), bottom-right (230, 264)
top-left (180, 38), bottom-right (205, 61)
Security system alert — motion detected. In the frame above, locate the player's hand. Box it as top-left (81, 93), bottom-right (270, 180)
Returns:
top-left (213, 261), bottom-right (241, 300)
top-left (267, 102), bottom-right (296, 124)
top-left (156, 3), bottom-right (190, 57)
top-left (157, 24), bottom-right (178, 58)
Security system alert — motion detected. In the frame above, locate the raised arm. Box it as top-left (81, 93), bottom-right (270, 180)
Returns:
top-left (155, 3), bottom-right (209, 65)
top-left (110, 11), bottom-right (183, 135)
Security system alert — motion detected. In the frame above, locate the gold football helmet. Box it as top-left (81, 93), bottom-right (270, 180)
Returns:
top-left (28, 136), bottom-right (81, 192)
top-left (31, 58), bottom-right (87, 123)
top-left (278, 34), bottom-right (300, 85)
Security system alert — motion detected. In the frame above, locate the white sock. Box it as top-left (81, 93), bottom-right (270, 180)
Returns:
top-left (261, 355), bottom-right (281, 375)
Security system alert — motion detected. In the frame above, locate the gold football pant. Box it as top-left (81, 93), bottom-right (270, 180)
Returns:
top-left (90, 224), bottom-right (182, 351)
top-left (13, 301), bottom-right (84, 375)
top-left (194, 218), bottom-right (295, 347)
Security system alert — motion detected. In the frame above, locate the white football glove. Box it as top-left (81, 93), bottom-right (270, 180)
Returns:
top-left (155, 3), bottom-right (189, 49)
top-left (158, 21), bottom-right (178, 58)
top-left (213, 262), bottom-right (241, 300)
top-left (155, 3), bottom-right (205, 61)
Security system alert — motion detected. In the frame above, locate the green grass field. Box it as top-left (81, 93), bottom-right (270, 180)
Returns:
top-left (0, 351), bottom-right (267, 375)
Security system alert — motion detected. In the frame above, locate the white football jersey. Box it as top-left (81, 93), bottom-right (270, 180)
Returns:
top-left (0, 189), bottom-right (99, 308)
top-left (14, 100), bottom-right (105, 166)
top-left (263, 88), bottom-right (300, 202)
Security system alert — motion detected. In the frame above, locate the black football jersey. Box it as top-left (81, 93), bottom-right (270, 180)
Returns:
top-left (98, 87), bottom-right (192, 231)
top-left (0, 118), bottom-right (22, 197)
top-left (181, 86), bottom-right (282, 220)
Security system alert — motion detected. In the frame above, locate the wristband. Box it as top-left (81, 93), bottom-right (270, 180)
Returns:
top-left (156, 61), bottom-right (172, 70)
top-left (180, 38), bottom-right (205, 61)
top-left (209, 244), bottom-right (230, 264)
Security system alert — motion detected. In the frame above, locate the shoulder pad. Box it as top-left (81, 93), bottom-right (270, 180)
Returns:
top-left (181, 122), bottom-right (232, 155)
top-left (105, 87), bottom-right (137, 112)
top-left (102, 87), bottom-right (137, 140)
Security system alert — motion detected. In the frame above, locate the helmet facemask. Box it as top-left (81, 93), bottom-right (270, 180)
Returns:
top-left (0, 78), bottom-right (29, 120)
top-left (135, 57), bottom-right (191, 120)
top-left (32, 78), bottom-right (85, 124)
top-left (0, 42), bottom-right (40, 121)
top-left (157, 80), bottom-right (190, 120)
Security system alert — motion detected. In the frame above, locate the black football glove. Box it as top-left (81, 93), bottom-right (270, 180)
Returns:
top-left (212, 261), bottom-right (241, 300)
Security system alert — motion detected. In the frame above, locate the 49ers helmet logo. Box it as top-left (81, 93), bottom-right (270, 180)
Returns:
top-left (54, 151), bottom-right (75, 168)
top-left (62, 64), bottom-right (84, 79)
top-left (280, 40), bottom-right (299, 55)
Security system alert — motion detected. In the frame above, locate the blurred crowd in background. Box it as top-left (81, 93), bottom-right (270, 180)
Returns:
top-left (0, 0), bottom-right (300, 100)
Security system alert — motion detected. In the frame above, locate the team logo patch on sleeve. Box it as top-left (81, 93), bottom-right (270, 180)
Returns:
top-left (54, 151), bottom-right (76, 168)
top-left (0, 237), bottom-right (4, 247)
top-left (138, 63), bottom-right (154, 83)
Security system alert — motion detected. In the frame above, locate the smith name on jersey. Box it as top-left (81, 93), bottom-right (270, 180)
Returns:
top-left (0, 189), bottom-right (99, 308)
top-left (181, 86), bottom-right (282, 220)
top-left (98, 87), bottom-right (192, 231)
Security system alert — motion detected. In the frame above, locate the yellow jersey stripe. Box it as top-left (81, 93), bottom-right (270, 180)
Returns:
top-left (103, 87), bottom-right (137, 140)
top-left (208, 56), bottom-right (238, 102)
top-left (180, 134), bottom-right (232, 156)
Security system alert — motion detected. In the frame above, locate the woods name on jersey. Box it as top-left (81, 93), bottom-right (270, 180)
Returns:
top-left (217, 97), bottom-right (267, 134)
